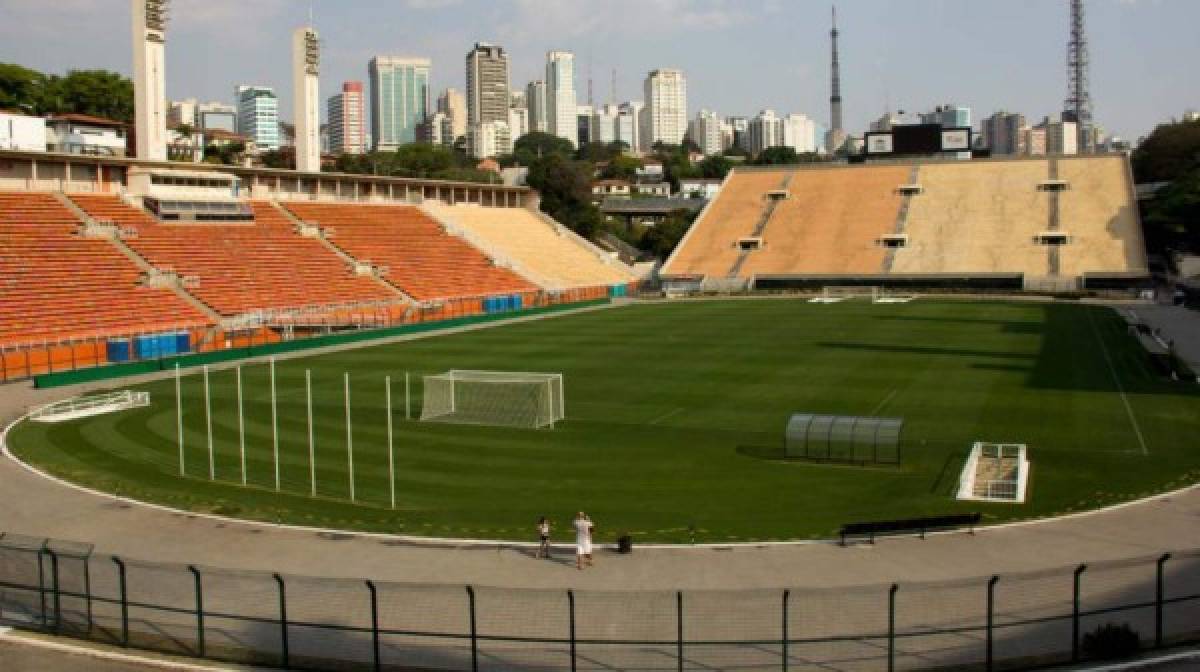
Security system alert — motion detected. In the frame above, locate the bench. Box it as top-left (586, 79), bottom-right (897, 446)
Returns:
top-left (839, 513), bottom-right (981, 546)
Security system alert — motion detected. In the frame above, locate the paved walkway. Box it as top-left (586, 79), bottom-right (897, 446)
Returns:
top-left (0, 301), bottom-right (1198, 591)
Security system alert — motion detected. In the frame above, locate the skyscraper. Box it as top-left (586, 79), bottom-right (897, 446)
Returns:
top-left (617, 101), bottom-right (642, 152)
top-left (368, 56), bottom-right (430, 151)
top-left (466, 43), bottom-right (511, 127)
top-left (235, 85), bottom-right (281, 151)
top-left (981, 111), bottom-right (1026, 155)
top-left (525, 80), bottom-right (548, 133)
top-left (437, 88), bottom-right (467, 143)
top-left (690, 109), bottom-right (722, 156)
top-left (327, 82), bottom-right (366, 155)
top-left (546, 51), bottom-right (577, 146)
top-left (643, 69), bottom-right (688, 148)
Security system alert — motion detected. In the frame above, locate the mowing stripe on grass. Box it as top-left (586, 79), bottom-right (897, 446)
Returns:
top-left (1086, 306), bottom-right (1149, 455)
top-left (648, 407), bottom-right (686, 425)
top-left (868, 388), bottom-right (899, 416)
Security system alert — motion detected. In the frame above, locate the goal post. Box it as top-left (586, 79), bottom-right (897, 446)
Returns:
top-left (810, 286), bottom-right (880, 303)
top-left (419, 370), bottom-right (565, 429)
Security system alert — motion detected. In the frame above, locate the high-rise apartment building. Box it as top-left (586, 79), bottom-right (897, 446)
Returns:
top-left (369, 56), bottom-right (430, 151)
top-left (525, 80), bottom-right (548, 133)
top-left (643, 69), bottom-right (687, 148)
top-left (576, 104), bottom-right (593, 146)
top-left (168, 99), bottom-right (197, 128)
top-left (468, 120), bottom-right (512, 159)
top-left (617, 102), bottom-right (643, 152)
top-left (546, 51), bottom-right (577, 146)
top-left (726, 116), bottom-right (750, 154)
top-left (1038, 115), bottom-right (1078, 155)
top-left (327, 81), bottom-right (366, 155)
top-left (981, 111), bottom-right (1026, 155)
top-left (591, 104), bottom-right (619, 145)
top-left (782, 113), bottom-right (819, 154)
top-left (689, 109), bottom-right (722, 156)
top-left (748, 110), bottom-right (784, 156)
top-left (508, 106), bottom-right (529, 141)
top-left (436, 88), bottom-right (466, 143)
top-left (920, 104), bottom-right (971, 129)
top-left (466, 43), bottom-right (510, 128)
top-left (235, 85), bottom-right (281, 151)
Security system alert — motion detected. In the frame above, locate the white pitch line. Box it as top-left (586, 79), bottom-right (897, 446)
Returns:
top-left (1086, 307), bottom-right (1149, 455)
top-left (868, 388), bottom-right (899, 416)
top-left (648, 407), bottom-right (685, 425)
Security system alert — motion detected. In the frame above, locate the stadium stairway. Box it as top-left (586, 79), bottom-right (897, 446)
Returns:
top-left (0, 191), bottom-right (213, 347)
top-left (282, 202), bottom-right (539, 302)
top-left (67, 194), bottom-right (401, 318)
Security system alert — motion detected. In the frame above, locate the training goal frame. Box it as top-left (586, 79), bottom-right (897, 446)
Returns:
top-left (419, 370), bottom-right (565, 429)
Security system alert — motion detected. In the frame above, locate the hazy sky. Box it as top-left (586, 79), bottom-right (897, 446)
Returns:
top-left (1, 0), bottom-right (1196, 141)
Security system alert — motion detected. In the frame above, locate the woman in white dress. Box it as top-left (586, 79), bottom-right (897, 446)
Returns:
top-left (573, 512), bottom-right (594, 570)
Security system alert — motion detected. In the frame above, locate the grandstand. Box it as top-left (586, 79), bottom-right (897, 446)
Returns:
top-left (67, 194), bottom-right (401, 316)
top-left (662, 155), bottom-right (1149, 292)
top-left (424, 203), bottom-right (636, 290)
top-left (0, 192), bottom-right (210, 347)
top-left (282, 202), bottom-right (538, 302)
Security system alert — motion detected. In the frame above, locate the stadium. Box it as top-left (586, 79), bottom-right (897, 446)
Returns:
top-left (2, 2), bottom-right (1200, 672)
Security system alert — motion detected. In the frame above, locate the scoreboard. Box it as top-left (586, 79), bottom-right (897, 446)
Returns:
top-left (864, 124), bottom-right (973, 157)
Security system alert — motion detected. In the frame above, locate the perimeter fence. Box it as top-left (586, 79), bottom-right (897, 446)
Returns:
top-left (1, 532), bottom-right (1198, 671)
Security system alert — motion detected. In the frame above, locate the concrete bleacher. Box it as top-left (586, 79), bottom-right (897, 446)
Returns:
top-left (664, 156), bottom-right (1147, 288)
top-left (283, 202), bottom-right (537, 301)
top-left (0, 192), bottom-right (211, 346)
top-left (660, 171), bottom-right (791, 278)
top-left (424, 204), bottom-right (636, 290)
top-left (1056, 155), bottom-right (1148, 279)
top-left (740, 165), bottom-right (908, 276)
top-left (891, 160), bottom-right (1051, 276)
top-left (68, 194), bottom-right (398, 316)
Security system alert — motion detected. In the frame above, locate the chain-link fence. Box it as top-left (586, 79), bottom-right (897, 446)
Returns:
top-left (1, 532), bottom-right (1197, 671)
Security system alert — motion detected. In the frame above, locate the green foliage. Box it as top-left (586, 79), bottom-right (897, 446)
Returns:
top-left (1132, 119), bottom-right (1200, 183)
top-left (697, 155), bottom-right (733, 180)
top-left (1141, 166), bottom-right (1200, 253)
top-left (751, 146), bottom-right (799, 165)
top-left (575, 141), bottom-right (627, 163)
top-left (512, 131), bottom-right (575, 165)
top-left (526, 154), bottom-right (601, 238)
top-left (333, 144), bottom-right (491, 182)
top-left (649, 143), bottom-right (700, 190)
top-left (601, 154), bottom-right (643, 180)
top-left (0, 63), bottom-right (134, 122)
top-left (203, 141), bottom-right (246, 166)
top-left (259, 149), bottom-right (293, 170)
top-left (638, 209), bottom-right (695, 258)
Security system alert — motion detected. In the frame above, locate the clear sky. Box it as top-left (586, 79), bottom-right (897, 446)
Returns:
top-left (1, 0), bottom-right (1196, 142)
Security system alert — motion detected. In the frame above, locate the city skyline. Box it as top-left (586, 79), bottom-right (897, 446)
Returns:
top-left (1, 0), bottom-right (1197, 143)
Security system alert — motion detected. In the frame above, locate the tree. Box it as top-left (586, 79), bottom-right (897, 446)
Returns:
top-left (512, 131), bottom-right (575, 165)
top-left (697, 155), bottom-right (733, 180)
top-left (526, 154), bottom-right (601, 238)
top-left (0, 63), bottom-right (49, 114)
top-left (51, 69), bottom-right (134, 122)
top-left (1132, 119), bottom-right (1200, 184)
top-left (639, 210), bottom-right (695, 259)
top-left (1141, 166), bottom-right (1200, 253)
top-left (601, 154), bottom-right (643, 180)
top-left (752, 146), bottom-right (800, 165)
top-left (575, 141), bottom-right (627, 163)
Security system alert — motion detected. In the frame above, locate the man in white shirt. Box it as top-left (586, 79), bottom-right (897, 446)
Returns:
top-left (573, 511), bottom-right (594, 570)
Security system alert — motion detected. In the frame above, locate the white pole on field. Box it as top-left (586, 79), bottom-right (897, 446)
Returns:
top-left (204, 365), bottom-right (214, 480)
top-left (307, 369), bottom-right (315, 497)
top-left (271, 357), bottom-right (279, 491)
top-left (404, 371), bottom-right (411, 420)
top-left (175, 364), bottom-right (184, 476)
top-left (237, 366), bottom-right (246, 486)
top-left (345, 372), bottom-right (356, 502)
top-left (386, 376), bottom-right (395, 509)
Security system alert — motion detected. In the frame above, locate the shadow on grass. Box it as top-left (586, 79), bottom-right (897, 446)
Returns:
top-left (874, 314), bottom-right (1045, 334)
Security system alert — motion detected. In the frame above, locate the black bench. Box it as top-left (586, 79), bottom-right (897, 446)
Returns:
top-left (839, 513), bottom-right (981, 546)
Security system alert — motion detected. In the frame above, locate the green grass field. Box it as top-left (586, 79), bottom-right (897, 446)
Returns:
top-left (9, 299), bottom-right (1200, 544)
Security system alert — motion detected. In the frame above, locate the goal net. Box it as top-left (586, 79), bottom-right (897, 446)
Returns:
top-left (419, 370), bottom-right (565, 429)
top-left (809, 286), bottom-right (879, 303)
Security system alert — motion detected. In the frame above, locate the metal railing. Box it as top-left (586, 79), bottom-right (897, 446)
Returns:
top-left (0, 533), bottom-right (1197, 671)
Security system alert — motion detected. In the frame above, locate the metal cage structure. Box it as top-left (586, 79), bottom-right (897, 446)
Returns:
top-left (784, 413), bottom-right (903, 465)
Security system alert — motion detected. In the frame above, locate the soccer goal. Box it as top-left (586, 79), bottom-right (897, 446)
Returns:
top-left (419, 370), bottom-right (565, 429)
top-left (873, 287), bottom-right (917, 304)
top-left (809, 286), bottom-right (880, 304)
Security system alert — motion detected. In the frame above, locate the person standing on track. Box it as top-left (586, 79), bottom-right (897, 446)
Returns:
top-left (535, 516), bottom-right (552, 559)
top-left (574, 512), bottom-right (594, 570)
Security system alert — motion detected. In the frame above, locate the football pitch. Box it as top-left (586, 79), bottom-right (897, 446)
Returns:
top-left (9, 299), bottom-right (1200, 544)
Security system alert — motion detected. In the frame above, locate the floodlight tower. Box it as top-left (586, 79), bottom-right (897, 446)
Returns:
top-left (132, 0), bottom-right (169, 161)
top-left (293, 24), bottom-right (321, 172)
top-left (1064, 0), bottom-right (1093, 153)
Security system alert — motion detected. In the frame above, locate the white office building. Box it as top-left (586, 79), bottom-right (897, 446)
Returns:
top-left (235, 85), bottom-right (281, 151)
top-left (642, 69), bottom-right (688, 148)
top-left (546, 51), bottom-right (577, 146)
top-left (508, 106), bottom-right (529, 141)
top-left (782, 113), bottom-right (819, 154)
top-left (468, 120), bottom-right (512, 159)
top-left (591, 104), bottom-right (619, 145)
top-left (617, 102), bottom-right (643, 152)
